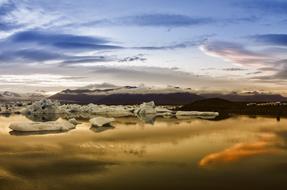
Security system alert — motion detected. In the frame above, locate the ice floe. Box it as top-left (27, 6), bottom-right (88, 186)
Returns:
top-left (89, 116), bottom-right (115, 127)
top-left (9, 120), bottom-right (75, 132)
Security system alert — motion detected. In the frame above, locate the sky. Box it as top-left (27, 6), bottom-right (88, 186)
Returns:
top-left (0, 0), bottom-right (287, 95)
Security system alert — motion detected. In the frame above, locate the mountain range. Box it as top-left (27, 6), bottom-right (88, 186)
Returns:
top-left (49, 84), bottom-right (287, 105)
top-left (0, 91), bottom-right (45, 102)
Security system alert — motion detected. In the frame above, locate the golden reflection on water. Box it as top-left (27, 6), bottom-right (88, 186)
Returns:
top-left (0, 115), bottom-right (287, 190)
top-left (199, 133), bottom-right (279, 167)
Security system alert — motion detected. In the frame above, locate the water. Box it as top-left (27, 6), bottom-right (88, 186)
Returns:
top-left (0, 115), bottom-right (287, 190)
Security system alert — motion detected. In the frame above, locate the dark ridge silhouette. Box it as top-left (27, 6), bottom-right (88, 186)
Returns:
top-left (201, 93), bottom-right (287, 102)
top-left (50, 92), bottom-right (203, 105)
top-left (177, 98), bottom-right (287, 116)
top-left (50, 87), bottom-right (287, 106)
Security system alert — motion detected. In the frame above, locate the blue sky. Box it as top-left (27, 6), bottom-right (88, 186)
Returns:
top-left (0, 0), bottom-right (287, 94)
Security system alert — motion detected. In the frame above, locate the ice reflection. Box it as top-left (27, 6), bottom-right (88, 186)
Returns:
top-left (9, 130), bottom-right (69, 136)
top-left (90, 125), bottom-right (115, 133)
top-left (25, 113), bottom-right (60, 122)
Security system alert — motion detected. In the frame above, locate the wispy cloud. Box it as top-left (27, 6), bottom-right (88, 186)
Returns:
top-left (135, 41), bottom-right (202, 50)
top-left (199, 41), bottom-right (270, 67)
top-left (200, 40), bottom-right (287, 83)
top-left (238, 0), bottom-right (287, 15)
top-left (252, 34), bottom-right (287, 46)
top-left (0, 30), bottom-right (123, 65)
top-left (8, 30), bottom-right (121, 50)
top-left (83, 14), bottom-right (214, 28)
top-left (0, 0), bottom-right (66, 36)
top-left (77, 13), bottom-right (260, 29)
top-left (0, 29), bottom-right (203, 66)
top-left (0, 0), bottom-right (19, 31)
top-left (222, 68), bottom-right (247, 71)
top-left (0, 74), bottom-right (90, 87)
top-left (118, 55), bottom-right (147, 63)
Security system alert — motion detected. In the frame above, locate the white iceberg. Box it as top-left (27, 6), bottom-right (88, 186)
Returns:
top-left (23, 99), bottom-right (59, 115)
top-left (90, 105), bottom-right (133, 117)
top-left (58, 104), bottom-right (133, 118)
top-left (68, 118), bottom-right (81, 125)
top-left (9, 121), bottom-right (75, 132)
top-left (134, 101), bottom-right (156, 115)
top-left (90, 116), bottom-right (115, 127)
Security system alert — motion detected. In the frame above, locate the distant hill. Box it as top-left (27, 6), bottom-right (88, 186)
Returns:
top-left (201, 93), bottom-right (287, 102)
top-left (178, 98), bottom-right (287, 116)
top-left (0, 91), bottom-right (45, 102)
top-left (49, 84), bottom-right (287, 105)
top-left (50, 90), bottom-right (203, 105)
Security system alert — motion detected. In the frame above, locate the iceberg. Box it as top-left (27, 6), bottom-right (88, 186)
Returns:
top-left (90, 117), bottom-right (115, 127)
top-left (9, 120), bottom-right (75, 132)
top-left (134, 101), bottom-right (156, 115)
top-left (23, 99), bottom-right (59, 115)
top-left (68, 118), bottom-right (81, 125)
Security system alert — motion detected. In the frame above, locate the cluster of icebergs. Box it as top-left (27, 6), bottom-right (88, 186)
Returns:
top-left (8, 99), bottom-right (219, 133)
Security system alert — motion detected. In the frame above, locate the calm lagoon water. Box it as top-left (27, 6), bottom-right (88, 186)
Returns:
top-left (0, 115), bottom-right (287, 190)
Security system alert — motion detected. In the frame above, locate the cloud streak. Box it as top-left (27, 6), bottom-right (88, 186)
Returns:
top-left (238, 0), bottom-right (287, 15)
top-left (252, 34), bottom-right (287, 46)
top-left (83, 14), bottom-right (215, 28)
top-left (8, 30), bottom-right (122, 50)
top-left (199, 41), bottom-right (270, 67)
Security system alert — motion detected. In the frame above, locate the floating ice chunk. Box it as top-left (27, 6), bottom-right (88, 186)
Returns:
top-left (68, 118), bottom-right (81, 125)
top-left (59, 104), bottom-right (133, 117)
top-left (155, 107), bottom-right (172, 113)
top-left (89, 117), bottom-right (115, 127)
top-left (9, 121), bottom-right (75, 132)
top-left (23, 99), bottom-right (59, 115)
top-left (91, 105), bottom-right (133, 117)
top-left (134, 101), bottom-right (156, 115)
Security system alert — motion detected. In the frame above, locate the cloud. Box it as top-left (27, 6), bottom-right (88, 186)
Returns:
top-left (0, 29), bottom-right (205, 66)
top-left (246, 71), bottom-right (263, 75)
top-left (118, 55), bottom-right (147, 63)
top-left (84, 14), bottom-right (214, 28)
top-left (84, 65), bottom-right (257, 91)
top-left (253, 66), bottom-right (287, 81)
top-left (0, 49), bottom-right (117, 66)
top-left (252, 34), bottom-right (287, 46)
top-left (0, 49), bottom-right (65, 63)
top-left (200, 40), bottom-right (287, 82)
top-left (0, 74), bottom-right (91, 88)
top-left (0, 0), bottom-right (20, 31)
top-left (117, 14), bottom-right (214, 27)
top-left (59, 56), bottom-right (116, 66)
top-left (0, 0), bottom-right (65, 35)
top-left (238, 0), bottom-right (287, 14)
top-left (77, 13), bottom-right (260, 29)
top-left (135, 41), bottom-right (201, 50)
top-left (200, 41), bottom-right (271, 67)
top-left (0, 30), bottom-right (124, 65)
top-left (222, 68), bottom-right (247, 71)
top-left (8, 30), bottom-right (121, 50)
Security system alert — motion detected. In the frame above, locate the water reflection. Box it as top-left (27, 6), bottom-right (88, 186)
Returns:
top-left (199, 133), bottom-right (279, 167)
top-left (0, 115), bottom-right (287, 190)
top-left (90, 125), bottom-right (115, 133)
top-left (9, 130), bottom-right (69, 136)
top-left (25, 113), bottom-right (59, 122)
top-left (136, 113), bottom-right (156, 124)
